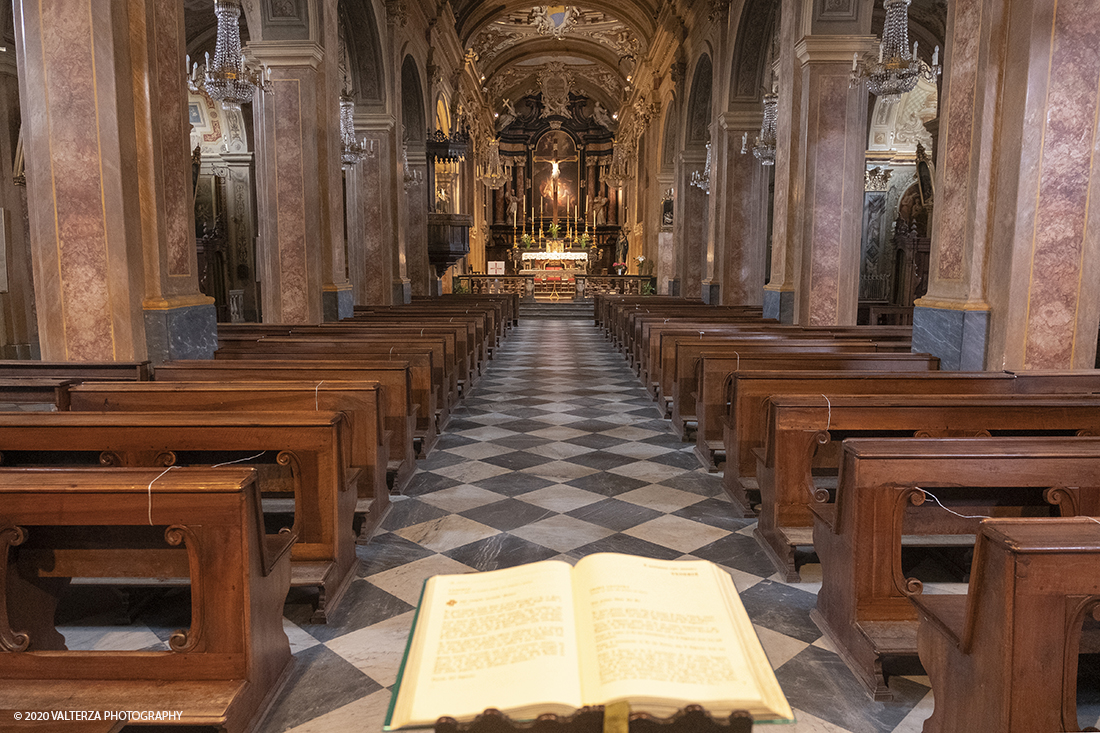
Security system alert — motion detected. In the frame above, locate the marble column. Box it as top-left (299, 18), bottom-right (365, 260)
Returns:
top-left (216, 153), bottom-right (259, 322)
top-left (0, 49), bottom-right (37, 357)
top-left (914, 0), bottom-right (1100, 370)
top-left (15, 0), bottom-right (215, 361)
top-left (656, 173), bottom-right (675, 295)
top-left (316, 4), bottom-right (352, 322)
top-left (764, 0), bottom-right (804, 323)
top-left (348, 125), bottom-right (394, 306)
top-left (716, 115), bottom-right (768, 306)
top-left (700, 128), bottom-right (724, 306)
top-left (677, 149), bottom-right (708, 299)
top-left (792, 35), bottom-right (875, 326)
top-left (405, 146), bottom-right (430, 297)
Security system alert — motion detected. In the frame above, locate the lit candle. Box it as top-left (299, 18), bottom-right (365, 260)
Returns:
top-left (852, 52), bottom-right (858, 72)
top-left (913, 41), bottom-right (918, 59)
top-left (878, 43), bottom-right (883, 63)
top-left (933, 46), bottom-right (939, 67)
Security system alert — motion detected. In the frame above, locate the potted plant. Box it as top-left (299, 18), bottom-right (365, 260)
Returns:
top-left (612, 262), bottom-right (627, 276)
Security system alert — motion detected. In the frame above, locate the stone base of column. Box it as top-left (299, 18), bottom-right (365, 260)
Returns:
top-left (701, 280), bottom-right (721, 305)
top-left (394, 279), bottom-right (412, 305)
top-left (912, 305), bottom-right (989, 370)
top-left (323, 287), bottom-right (354, 322)
top-left (764, 289), bottom-right (795, 323)
top-left (143, 299), bottom-right (217, 364)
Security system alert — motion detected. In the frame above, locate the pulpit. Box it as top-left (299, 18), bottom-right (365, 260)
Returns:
top-left (428, 213), bottom-right (472, 292)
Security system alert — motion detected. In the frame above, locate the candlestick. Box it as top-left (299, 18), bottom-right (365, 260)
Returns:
top-left (852, 52), bottom-right (858, 72)
top-left (932, 46), bottom-right (939, 66)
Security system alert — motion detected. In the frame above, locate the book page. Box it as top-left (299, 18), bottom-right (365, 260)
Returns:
top-left (572, 554), bottom-right (793, 721)
top-left (388, 560), bottom-right (583, 729)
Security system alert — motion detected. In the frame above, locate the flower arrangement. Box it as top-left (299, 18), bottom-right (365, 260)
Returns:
top-left (521, 234), bottom-right (534, 248)
top-left (612, 262), bottom-right (627, 268)
top-left (547, 222), bottom-right (561, 239)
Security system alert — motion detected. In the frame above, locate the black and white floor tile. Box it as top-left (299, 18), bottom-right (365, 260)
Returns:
top-left (55, 316), bottom-right (1026, 732)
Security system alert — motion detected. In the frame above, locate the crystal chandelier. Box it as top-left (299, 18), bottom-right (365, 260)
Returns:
top-left (340, 95), bottom-right (371, 170)
top-left (851, 0), bottom-right (940, 104)
top-left (478, 138), bottom-right (508, 190)
top-left (751, 90), bottom-right (778, 166)
top-left (186, 0), bottom-right (271, 111)
top-left (690, 143), bottom-right (711, 194)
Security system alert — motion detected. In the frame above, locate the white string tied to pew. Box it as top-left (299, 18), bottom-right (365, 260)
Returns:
top-left (734, 351), bottom-right (740, 370)
top-left (699, 331), bottom-right (705, 339)
top-left (315, 381), bottom-right (325, 410)
top-left (213, 451), bottom-right (267, 468)
top-left (421, 328), bottom-right (424, 336)
top-left (390, 346), bottom-right (395, 355)
top-left (822, 394), bottom-right (831, 431)
top-left (147, 465), bottom-right (179, 526)
top-left (914, 487), bottom-right (990, 520)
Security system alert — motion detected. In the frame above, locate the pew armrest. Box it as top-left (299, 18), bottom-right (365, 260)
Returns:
top-left (809, 500), bottom-right (837, 531)
top-left (910, 594), bottom-right (966, 648)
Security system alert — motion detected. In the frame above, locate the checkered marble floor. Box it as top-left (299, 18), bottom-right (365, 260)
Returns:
top-left (53, 319), bottom-right (945, 732)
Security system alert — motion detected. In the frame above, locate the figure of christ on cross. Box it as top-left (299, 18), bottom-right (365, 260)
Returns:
top-left (533, 131), bottom-right (578, 224)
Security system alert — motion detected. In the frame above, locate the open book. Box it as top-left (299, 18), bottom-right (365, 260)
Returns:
top-left (385, 553), bottom-right (794, 729)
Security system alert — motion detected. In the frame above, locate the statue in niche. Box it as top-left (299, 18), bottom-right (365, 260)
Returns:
top-left (662, 197), bottom-right (674, 226)
top-left (505, 189), bottom-right (519, 223)
top-left (592, 194), bottom-right (608, 226)
top-left (497, 99), bottom-right (516, 131)
top-left (592, 101), bottom-right (614, 130)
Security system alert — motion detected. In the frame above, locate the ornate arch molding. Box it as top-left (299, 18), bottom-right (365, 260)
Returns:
top-left (728, 0), bottom-right (777, 105)
top-left (339, 0), bottom-right (387, 107)
top-left (685, 54), bottom-right (713, 147)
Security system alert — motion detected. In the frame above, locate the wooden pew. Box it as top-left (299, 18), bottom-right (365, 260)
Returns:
top-left (654, 325), bottom-right (913, 407)
top-left (0, 467), bottom-right (295, 732)
top-left (0, 378), bottom-right (75, 410)
top-left (0, 411), bottom-right (358, 623)
top-left (755, 393), bottom-right (1100, 580)
top-left (723, 370), bottom-right (1100, 519)
top-left (0, 361), bottom-right (151, 381)
top-left (219, 322), bottom-right (473, 400)
top-left (68, 380), bottom-right (391, 544)
top-left (658, 332), bottom-right (892, 413)
top-left (809, 436), bottom-right (1100, 700)
top-left (215, 339), bottom-right (448, 440)
top-left (912, 517), bottom-right (1100, 733)
top-left (155, 359), bottom-right (418, 491)
top-left (691, 352), bottom-right (940, 469)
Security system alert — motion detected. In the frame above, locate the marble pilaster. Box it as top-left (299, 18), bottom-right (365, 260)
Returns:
top-left (916, 0), bottom-right (1100, 369)
top-left (793, 35), bottom-right (875, 326)
top-left (764, 0), bottom-right (804, 323)
top-left (404, 148), bottom-right (430, 297)
top-left (250, 41), bottom-right (326, 324)
top-left (677, 149), bottom-right (708, 299)
top-left (0, 51), bottom-right (37, 357)
top-left (716, 115), bottom-right (767, 306)
top-left (348, 126), bottom-right (395, 306)
top-left (15, 0), bottom-right (214, 361)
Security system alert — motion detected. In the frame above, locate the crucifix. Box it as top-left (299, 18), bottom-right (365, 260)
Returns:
top-left (532, 135), bottom-right (578, 223)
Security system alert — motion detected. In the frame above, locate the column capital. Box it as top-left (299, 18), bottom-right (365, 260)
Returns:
top-left (795, 35), bottom-right (877, 64)
top-left (246, 40), bottom-right (324, 69)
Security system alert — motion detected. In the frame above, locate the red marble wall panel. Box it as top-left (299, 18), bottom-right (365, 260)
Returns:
top-left (273, 78), bottom-right (310, 323)
top-left (936, 0), bottom-right (982, 281)
top-left (1023, 0), bottom-right (1100, 368)
top-left (42, 4), bottom-right (114, 359)
top-left (805, 73), bottom-right (848, 326)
